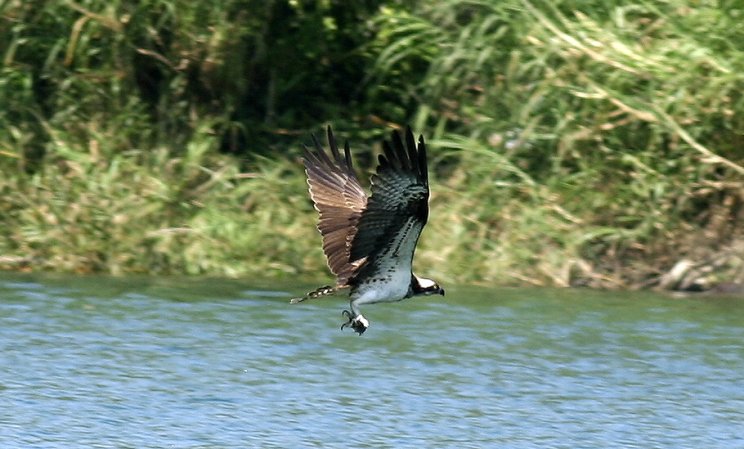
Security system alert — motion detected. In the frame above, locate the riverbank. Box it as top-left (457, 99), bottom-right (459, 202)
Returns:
top-left (1, 137), bottom-right (740, 291)
top-left (1, 1), bottom-right (742, 290)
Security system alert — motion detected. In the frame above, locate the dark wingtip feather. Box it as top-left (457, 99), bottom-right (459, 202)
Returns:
top-left (302, 135), bottom-right (320, 166)
top-left (380, 140), bottom-right (394, 168)
top-left (390, 128), bottom-right (409, 170)
top-left (305, 133), bottom-right (332, 168)
top-left (343, 140), bottom-right (353, 171)
top-left (404, 126), bottom-right (418, 175)
top-left (327, 126), bottom-right (342, 161)
top-left (417, 133), bottom-right (428, 184)
top-left (377, 126), bottom-right (429, 183)
top-left (304, 126), bottom-right (357, 176)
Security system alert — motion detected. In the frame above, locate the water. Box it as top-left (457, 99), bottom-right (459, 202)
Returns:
top-left (1, 273), bottom-right (743, 449)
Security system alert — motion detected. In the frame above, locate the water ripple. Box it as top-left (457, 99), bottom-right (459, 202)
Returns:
top-left (1, 275), bottom-right (743, 448)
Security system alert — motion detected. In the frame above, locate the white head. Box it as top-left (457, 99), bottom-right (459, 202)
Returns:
top-left (412, 275), bottom-right (445, 296)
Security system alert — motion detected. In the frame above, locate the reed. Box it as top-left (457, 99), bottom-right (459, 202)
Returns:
top-left (372, 0), bottom-right (744, 287)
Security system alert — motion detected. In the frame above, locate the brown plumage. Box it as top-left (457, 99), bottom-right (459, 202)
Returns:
top-left (302, 127), bottom-right (367, 286)
top-left (302, 125), bottom-right (430, 288)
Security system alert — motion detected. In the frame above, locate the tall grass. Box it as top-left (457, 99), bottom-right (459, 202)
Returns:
top-left (372, 0), bottom-right (744, 287)
top-left (0, 121), bottom-right (320, 277)
top-left (1, 0), bottom-right (742, 288)
top-left (1, 0), bottom-right (374, 278)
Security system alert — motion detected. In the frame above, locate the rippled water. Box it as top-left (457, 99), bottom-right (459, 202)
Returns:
top-left (1, 273), bottom-right (743, 448)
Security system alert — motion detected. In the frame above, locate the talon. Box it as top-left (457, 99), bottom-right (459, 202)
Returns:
top-left (339, 310), bottom-right (369, 335)
top-left (341, 310), bottom-right (352, 330)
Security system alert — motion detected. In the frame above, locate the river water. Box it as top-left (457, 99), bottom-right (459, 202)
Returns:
top-left (1, 273), bottom-right (743, 448)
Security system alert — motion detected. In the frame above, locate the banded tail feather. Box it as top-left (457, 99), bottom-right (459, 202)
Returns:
top-left (289, 285), bottom-right (337, 304)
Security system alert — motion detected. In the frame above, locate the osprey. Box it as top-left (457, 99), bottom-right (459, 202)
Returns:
top-left (291, 126), bottom-right (444, 335)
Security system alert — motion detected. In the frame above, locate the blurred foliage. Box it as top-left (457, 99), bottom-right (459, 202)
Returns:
top-left (1, 0), bottom-right (743, 288)
top-left (0, 0), bottom-right (405, 160)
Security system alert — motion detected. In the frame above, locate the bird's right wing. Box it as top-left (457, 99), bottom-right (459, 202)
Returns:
top-left (350, 127), bottom-right (430, 267)
top-left (303, 126), bottom-right (368, 285)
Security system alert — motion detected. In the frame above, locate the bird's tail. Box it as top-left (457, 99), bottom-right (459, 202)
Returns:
top-left (289, 285), bottom-right (337, 304)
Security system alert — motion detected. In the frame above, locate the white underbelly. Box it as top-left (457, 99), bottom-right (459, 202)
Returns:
top-left (352, 268), bottom-right (411, 305)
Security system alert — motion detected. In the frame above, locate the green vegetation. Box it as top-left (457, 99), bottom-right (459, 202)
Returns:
top-left (1, 0), bottom-right (742, 289)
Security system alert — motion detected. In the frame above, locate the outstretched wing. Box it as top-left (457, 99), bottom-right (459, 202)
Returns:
top-left (303, 126), bottom-right (368, 285)
top-left (350, 127), bottom-right (430, 268)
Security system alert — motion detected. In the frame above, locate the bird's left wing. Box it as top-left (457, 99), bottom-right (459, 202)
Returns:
top-left (349, 127), bottom-right (430, 266)
top-left (303, 126), bottom-right (368, 285)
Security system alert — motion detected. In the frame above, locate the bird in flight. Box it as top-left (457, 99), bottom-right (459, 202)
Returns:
top-left (291, 126), bottom-right (444, 334)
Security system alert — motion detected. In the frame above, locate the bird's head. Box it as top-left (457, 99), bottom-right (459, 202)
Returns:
top-left (413, 275), bottom-right (445, 296)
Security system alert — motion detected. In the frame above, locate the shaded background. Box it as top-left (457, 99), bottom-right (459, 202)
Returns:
top-left (1, 0), bottom-right (743, 289)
